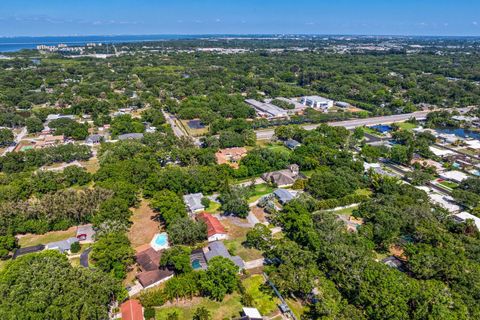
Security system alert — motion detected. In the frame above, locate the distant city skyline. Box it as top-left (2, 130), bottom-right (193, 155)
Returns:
top-left (0, 0), bottom-right (479, 37)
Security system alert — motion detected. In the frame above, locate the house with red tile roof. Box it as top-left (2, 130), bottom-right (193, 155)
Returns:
top-left (120, 299), bottom-right (144, 320)
top-left (197, 212), bottom-right (228, 242)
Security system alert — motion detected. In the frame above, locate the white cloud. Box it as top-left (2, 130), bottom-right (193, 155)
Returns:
top-left (473, 21), bottom-right (478, 26)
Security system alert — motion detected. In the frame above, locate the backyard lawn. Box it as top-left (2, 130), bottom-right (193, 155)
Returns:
top-left (247, 184), bottom-right (275, 203)
top-left (439, 180), bottom-right (459, 189)
top-left (242, 275), bottom-right (278, 315)
top-left (204, 201), bottom-right (221, 213)
top-left (394, 122), bottom-right (417, 131)
top-left (155, 294), bottom-right (243, 320)
top-left (17, 227), bottom-right (77, 247)
top-left (128, 200), bottom-right (161, 249)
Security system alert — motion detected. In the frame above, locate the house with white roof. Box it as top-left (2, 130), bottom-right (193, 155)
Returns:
top-left (439, 170), bottom-right (469, 183)
top-left (452, 212), bottom-right (480, 231)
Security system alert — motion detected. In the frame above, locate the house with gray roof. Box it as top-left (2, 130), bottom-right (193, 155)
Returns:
top-left (284, 139), bottom-right (301, 150)
top-left (118, 133), bottom-right (144, 141)
top-left (85, 134), bottom-right (104, 144)
top-left (273, 189), bottom-right (297, 204)
top-left (262, 164), bottom-right (301, 187)
top-left (183, 193), bottom-right (205, 214)
top-left (45, 237), bottom-right (78, 253)
top-left (203, 241), bottom-right (244, 270)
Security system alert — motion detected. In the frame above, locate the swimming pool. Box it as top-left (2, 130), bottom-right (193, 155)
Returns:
top-left (150, 233), bottom-right (169, 251)
top-left (192, 259), bottom-right (201, 270)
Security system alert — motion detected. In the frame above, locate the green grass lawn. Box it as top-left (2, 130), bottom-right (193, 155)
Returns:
top-left (394, 122), bottom-right (417, 131)
top-left (247, 184), bottom-right (275, 203)
top-left (355, 188), bottom-right (373, 197)
top-left (286, 298), bottom-right (306, 318)
top-left (439, 180), bottom-right (459, 189)
top-left (242, 275), bottom-right (278, 315)
top-left (267, 144), bottom-right (292, 155)
top-left (224, 237), bottom-right (263, 262)
top-left (18, 227), bottom-right (76, 247)
top-left (204, 201), bottom-right (221, 213)
top-left (363, 127), bottom-right (384, 137)
top-left (155, 294), bottom-right (243, 320)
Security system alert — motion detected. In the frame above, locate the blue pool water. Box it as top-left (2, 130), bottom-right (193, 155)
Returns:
top-left (154, 233), bottom-right (168, 246)
top-left (192, 259), bottom-right (201, 270)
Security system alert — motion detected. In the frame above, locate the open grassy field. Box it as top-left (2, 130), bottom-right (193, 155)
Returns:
top-left (17, 226), bottom-right (77, 247)
top-left (221, 220), bottom-right (263, 261)
top-left (128, 200), bottom-right (161, 249)
top-left (155, 294), bottom-right (243, 320)
top-left (79, 157), bottom-right (100, 173)
top-left (242, 275), bottom-right (278, 315)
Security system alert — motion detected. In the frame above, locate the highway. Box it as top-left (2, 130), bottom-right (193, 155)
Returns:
top-left (256, 107), bottom-right (472, 140)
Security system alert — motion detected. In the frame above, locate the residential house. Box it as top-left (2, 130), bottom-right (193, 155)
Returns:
top-left (45, 237), bottom-right (79, 253)
top-left (429, 146), bottom-right (455, 158)
top-left (262, 164), bottom-right (301, 187)
top-left (439, 170), bottom-right (469, 183)
top-left (215, 147), bottom-right (248, 169)
top-left (85, 134), bottom-right (103, 144)
top-left (411, 158), bottom-right (444, 173)
top-left (284, 139), bottom-right (301, 150)
top-left (197, 212), bottom-right (228, 242)
top-left (239, 307), bottom-right (263, 320)
top-left (190, 248), bottom-right (208, 271)
top-left (183, 193), bottom-right (205, 214)
top-left (118, 133), bottom-right (144, 141)
top-left (120, 299), bottom-right (144, 320)
top-left (273, 189), bottom-right (297, 204)
top-left (382, 256), bottom-right (405, 271)
top-left (452, 212), bottom-right (480, 231)
top-left (135, 247), bottom-right (174, 289)
top-left (203, 241), bottom-right (245, 270)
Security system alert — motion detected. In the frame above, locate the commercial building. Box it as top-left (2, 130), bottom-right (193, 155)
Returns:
top-left (245, 99), bottom-right (288, 119)
top-left (300, 95), bottom-right (334, 111)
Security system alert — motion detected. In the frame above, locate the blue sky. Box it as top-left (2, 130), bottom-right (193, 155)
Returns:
top-left (0, 0), bottom-right (478, 37)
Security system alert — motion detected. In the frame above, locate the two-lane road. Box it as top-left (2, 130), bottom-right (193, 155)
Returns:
top-left (256, 107), bottom-right (472, 140)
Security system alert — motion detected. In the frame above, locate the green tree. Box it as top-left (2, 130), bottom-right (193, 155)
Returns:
top-left (0, 251), bottom-right (124, 319)
top-left (160, 246), bottom-right (193, 274)
top-left (200, 256), bottom-right (239, 301)
top-left (168, 217), bottom-right (207, 246)
top-left (193, 307), bottom-right (212, 320)
top-left (245, 224), bottom-right (272, 251)
top-left (0, 128), bottom-right (14, 147)
top-left (25, 116), bottom-right (44, 133)
top-left (91, 232), bottom-right (134, 279)
top-left (151, 190), bottom-right (187, 226)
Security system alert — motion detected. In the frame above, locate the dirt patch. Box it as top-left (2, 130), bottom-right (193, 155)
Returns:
top-left (251, 206), bottom-right (267, 223)
top-left (128, 200), bottom-right (161, 249)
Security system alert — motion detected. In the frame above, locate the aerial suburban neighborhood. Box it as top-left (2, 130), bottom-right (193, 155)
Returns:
top-left (1, 2), bottom-right (480, 320)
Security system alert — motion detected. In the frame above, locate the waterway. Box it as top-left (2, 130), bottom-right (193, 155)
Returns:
top-left (435, 128), bottom-right (480, 140)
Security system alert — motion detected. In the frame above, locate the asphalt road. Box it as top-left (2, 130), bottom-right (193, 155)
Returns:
top-left (162, 110), bottom-right (187, 138)
top-left (256, 107), bottom-right (472, 140)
